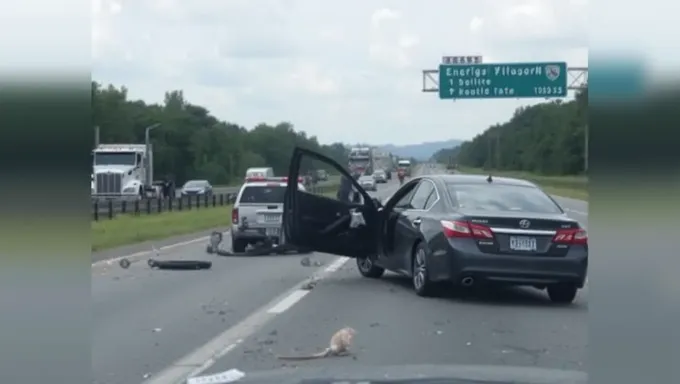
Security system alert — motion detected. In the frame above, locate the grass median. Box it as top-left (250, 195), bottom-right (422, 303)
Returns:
top-left (457, 166), bottom-right (588, 201)
top-left (92, 183), bottom-right (341, 251)
top-left (92, 206), bottom-right (232, 252)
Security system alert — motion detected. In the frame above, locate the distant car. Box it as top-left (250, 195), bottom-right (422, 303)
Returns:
top-left (358, 175), bottom-right (377, 191)
top-left (181, 180), bottom-right (213, 197)
top-left (372, 169), bottom-right (387, 183)
top-left (316, 169), bottom-right (329, 181)
top-left (282, 147), bottom-right (588, 304)
top-left (231, 177), bottom-right (305, 252)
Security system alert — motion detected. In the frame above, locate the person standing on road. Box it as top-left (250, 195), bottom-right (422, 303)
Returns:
top-left (337, 164), bottom-right (362, 204)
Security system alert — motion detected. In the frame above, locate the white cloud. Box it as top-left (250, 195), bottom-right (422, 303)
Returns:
top-left (92, 0), bottom-right (588, 145)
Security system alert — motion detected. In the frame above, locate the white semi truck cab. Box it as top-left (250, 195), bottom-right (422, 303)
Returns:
top-left (91, 144), bottom-right (154, 200)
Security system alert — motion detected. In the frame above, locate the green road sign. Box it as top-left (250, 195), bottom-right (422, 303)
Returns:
top-left (438, 62), bottom-right (567, 99)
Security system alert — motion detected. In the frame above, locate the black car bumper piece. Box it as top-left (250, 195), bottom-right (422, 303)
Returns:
top-left (427, 238), bottom-right (588, 288)
top-left (231, 228), bottom-right (281, 243)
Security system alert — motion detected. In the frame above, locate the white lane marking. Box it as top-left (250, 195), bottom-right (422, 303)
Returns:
top-left (325, 256), bottom-right (350, 273)
top-left (267, 290), bottom-right (310, 314)
top-left (91, 231), bottom-right (230, 268)
top-left (142, 255), bottom-right (350, 384)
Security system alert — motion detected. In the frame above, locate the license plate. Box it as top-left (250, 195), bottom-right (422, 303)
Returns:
top-left (262, 214), bottom-right (281, 223)
top-left (509, 236), bottom-right (537, 251)
top-left (265, 228), bottom-right (280, 237)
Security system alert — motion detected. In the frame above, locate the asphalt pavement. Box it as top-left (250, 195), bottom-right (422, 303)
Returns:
top-left (92, 164), bottom-right (588, 384)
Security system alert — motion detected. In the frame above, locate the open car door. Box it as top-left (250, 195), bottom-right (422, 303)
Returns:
top-left (283, 147), bottom-right (379, 258)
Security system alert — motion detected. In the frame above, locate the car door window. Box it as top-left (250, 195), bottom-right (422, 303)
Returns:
top-left (409, 181), bottom-right (435, 210)
top-left (423, 188), bottom-right (438, 210)
top-left (394, 188), bottom-right (416, 209)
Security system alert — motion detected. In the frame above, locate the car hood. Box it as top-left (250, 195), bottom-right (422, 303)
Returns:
top-left (208, 364), bottom-right (587, 384)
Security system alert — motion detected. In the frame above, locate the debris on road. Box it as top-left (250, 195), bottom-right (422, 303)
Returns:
top-left (300, 279), bottom-right (317, 290)
top-left (147, 259), bottom-right (212, 270)
top-left (187, 368), bottom-right (245, 384)
top-left (119, 258), bottom-right (131, 269)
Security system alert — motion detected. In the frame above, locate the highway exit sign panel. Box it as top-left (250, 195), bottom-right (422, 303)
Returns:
top-left (438, 62), bottom-right (567, 99)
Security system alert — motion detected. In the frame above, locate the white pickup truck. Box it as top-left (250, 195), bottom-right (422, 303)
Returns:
top-left (230, 176), bottom-right (305, 252)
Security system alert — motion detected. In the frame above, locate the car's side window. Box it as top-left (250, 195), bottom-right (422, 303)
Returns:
top-left (423, 188), bottom-right (438, 210)
top-left (394, 188), bottom-right (416, 209)
top-left (409, 181), bottom-right (435, 210)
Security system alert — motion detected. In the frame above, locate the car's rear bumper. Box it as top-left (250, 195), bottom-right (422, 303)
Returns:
top-left (428, 239), bottom-right (588, 288)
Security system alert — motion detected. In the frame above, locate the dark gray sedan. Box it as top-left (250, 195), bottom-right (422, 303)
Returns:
top-left (283, 146), bottom-right (588, 305)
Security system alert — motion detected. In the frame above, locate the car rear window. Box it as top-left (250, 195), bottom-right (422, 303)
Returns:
top-left (446, 183), bottom-right (563, 214)
top-left (239, 186), bottom-right (286, 204)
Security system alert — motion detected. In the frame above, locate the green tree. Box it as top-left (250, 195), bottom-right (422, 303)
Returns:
top-left (92, 82), bottom-right (356, 185)
top-left (434, 90), bottom-right (588, 176)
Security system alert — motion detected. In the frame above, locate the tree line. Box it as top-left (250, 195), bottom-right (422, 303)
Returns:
top-left (432, 89), bottom-right (588, 175)
top-left (92, 82), bottom-right (354, 185)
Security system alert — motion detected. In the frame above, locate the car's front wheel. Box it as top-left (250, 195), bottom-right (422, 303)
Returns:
top-left (356, 257), bottom-right (384, 278)
top-left (547, 283), bottom-right (578, 304)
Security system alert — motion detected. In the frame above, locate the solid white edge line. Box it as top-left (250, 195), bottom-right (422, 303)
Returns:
top-left (141, 255), bottom-right (351, 384)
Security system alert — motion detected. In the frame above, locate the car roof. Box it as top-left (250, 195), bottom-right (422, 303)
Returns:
top-left (430, 174), bottom-right (538, 188)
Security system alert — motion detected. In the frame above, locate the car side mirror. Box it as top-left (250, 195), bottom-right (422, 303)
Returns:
top-left (371, 197), bottom-right (382, 208)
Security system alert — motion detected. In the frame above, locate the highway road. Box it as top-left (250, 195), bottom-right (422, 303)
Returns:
top-left (91, 164), bottom-right (588, 384)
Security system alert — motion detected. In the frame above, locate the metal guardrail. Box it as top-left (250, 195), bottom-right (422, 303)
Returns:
top-left (92, 184), bottom-right (339, 220)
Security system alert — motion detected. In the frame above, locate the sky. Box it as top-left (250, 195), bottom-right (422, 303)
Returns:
top-left (92, 0), bottom-right (588, 146)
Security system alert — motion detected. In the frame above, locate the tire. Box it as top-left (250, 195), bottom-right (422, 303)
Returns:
top-left (412, 242), bottom-right (438, 297)
top-left (356, 256), bottom-right (384, 278)
top-left (547, 284), bottom-right (578, 304)
top-left (231, 239), bottom-right (247, 253)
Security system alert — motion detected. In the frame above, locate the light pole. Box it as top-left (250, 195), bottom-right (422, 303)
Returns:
top-left (144, 123), bottom-right (161, 186)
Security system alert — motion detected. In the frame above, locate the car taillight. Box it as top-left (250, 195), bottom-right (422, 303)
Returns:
top-left (552, 228), bottom-right (587, 245)
top-left (440, 220), bottom-right (493, 239)
top-left (232, 208), bottom-right (239, 225)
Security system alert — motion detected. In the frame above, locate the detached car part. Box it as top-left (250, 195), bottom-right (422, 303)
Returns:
top-left (147, 258), bottom-right (212, 270)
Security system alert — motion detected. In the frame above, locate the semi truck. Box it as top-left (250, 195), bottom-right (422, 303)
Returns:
top-left (348, 146), bottom-right (373, 175)
top-left (91, 143), bottom-right (162, 200)
top-left (397, 159), bottom-right (412, 176)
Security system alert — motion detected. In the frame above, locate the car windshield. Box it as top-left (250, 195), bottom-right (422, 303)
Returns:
top-left (184, 180), bottom-right (207, 188)
top-left (239, 185), bottom-right (286, 203)
top-left (446, 183), bottom-right (563, 214)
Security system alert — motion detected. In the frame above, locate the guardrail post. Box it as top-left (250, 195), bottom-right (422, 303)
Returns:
top-left (178, 197), bottom-right (183, 211)
top-left (134, 200), bottom-right (140, 215)
top-left (146, 198), bottom-right (151, 214)
top-left (121, 200), bottom-right (127, 214)
top-left (168, 197), bottom-right (173, 212)
top-left (204, 194), bottom-right (209, 208)
top-left (219, 194), bottom-right (224, 206)
top-left (188, 196), bottom-right (193, 210)
top-left (93, 201), bottom-right (98, 221)
top-left (157, 197), bottom-right (162, 213)
top-left (212, 194), bottom-right (216, 207)
top-left (107, 200), bottom-right (113, 220)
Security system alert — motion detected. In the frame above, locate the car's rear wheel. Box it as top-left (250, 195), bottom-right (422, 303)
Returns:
top-left (231, 239), bottom-right (247, 253)
top-left (356, 256), bottom-right (384, 278)
top-left (547, 283), bottom-right (578, 304)
top-left (412, 243), bottom-right (437, 297)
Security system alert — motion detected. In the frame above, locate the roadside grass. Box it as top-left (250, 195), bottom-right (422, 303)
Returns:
top-left (458, 166), bottom-right (588, 201)
top-left (92, 206), bottom-right (231, 251)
